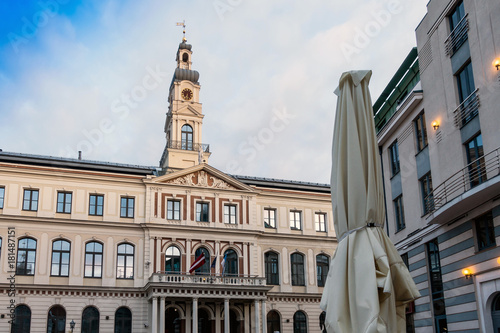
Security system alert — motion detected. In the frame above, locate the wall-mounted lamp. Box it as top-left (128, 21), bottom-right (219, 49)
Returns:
top-left (145, 261), bottom-right (151, 268)
top-left (70, 320), bottom-right (75, 333)
top-left (432, 121), bottom-right (440, 130)
top-left (493, 58), bottom-right (500, 71)
top-left (462, 268), bottom-right (473, 279)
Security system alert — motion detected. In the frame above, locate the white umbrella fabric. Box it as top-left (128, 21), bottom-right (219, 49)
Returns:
top-left (320, 70), bottom-right (420, 333)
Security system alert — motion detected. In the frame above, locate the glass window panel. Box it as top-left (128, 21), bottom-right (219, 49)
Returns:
top-left (52, 264), bottom-right (59, 276)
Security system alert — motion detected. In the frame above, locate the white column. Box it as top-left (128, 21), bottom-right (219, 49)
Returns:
top-left (224, 298), bottom-right (230, 333)
top-left (159, 297), bottom-right (165, 333)
top-left (261, 301), bottom-right (267, 333)
top-left (215, 302), bottom-right (221, 333)
top-left (254, 299), bottom-right (260, 333)
top-left (151, 297), bottom-right (158, 333)
top-left (193, 298), bottom-right (198, 333)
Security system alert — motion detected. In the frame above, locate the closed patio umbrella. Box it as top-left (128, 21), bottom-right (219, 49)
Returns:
top-left (320, 70), bottom-right (420, 333)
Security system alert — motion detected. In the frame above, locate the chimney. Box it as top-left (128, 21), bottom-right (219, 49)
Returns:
top-left (78, 151), bottom-right (82, 160)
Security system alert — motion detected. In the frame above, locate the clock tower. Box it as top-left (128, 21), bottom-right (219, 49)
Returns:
top-left (160, 37), bottom-right (211, 173)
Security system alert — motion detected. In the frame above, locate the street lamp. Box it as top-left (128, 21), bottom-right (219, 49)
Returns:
top-left (70, 320), bottom-right (75, 332)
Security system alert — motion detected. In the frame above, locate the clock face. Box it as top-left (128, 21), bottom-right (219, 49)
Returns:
top-left (181, 88), bottom-right (193, 101)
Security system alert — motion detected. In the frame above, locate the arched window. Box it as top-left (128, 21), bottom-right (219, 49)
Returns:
top-left (181, 124), bottom-right (193, 150)
top-left (267, 310), bottom-right (281, 333)
top-left (51, 239), bottom-right (70, 276)
top-left (291, 253), bottom-right (305, 286)
top-left (81, 306), bottom-right (99, 333)
top-left (265, 252), bottom-right (279, 285)
top-left (293, 311), bottom-right (307, 333)
top-left (11, 304), bottom-right (31, 333)
top-left (492, 294), bottom-right (500, 333)
top-left (17, 238), bottom-right (36, 275)
top-left (194, 247), bottom-right (210, 275)
top-left (47, 305), bottom-right (66, 333)
top-left (117, 243), bottom-right (134, 279)
top-left (223, 249), bottom-right (238, 276)
top-left (114, 307), bottom-right (132, 333)
top-left (316, 254), bottom-right (329, 287)
top-left (165, 246), bottom-right (181, 273)
top-left (85, 241), bottom-right (103, 278)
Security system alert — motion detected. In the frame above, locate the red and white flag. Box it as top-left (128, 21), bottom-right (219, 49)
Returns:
top-left (189, 253), bottom-right (206, 273)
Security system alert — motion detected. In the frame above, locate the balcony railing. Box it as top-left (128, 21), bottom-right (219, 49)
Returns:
top-left (445, 14), bottom-right (469, 57)
top-left (167, 140), bottom-right (210, 153)
top-left (151, 272), bottom-right (267, 286)
top-left (453, 89), bottom-right (480, 128)
top-left (424, 146), bottom-right (500, 214)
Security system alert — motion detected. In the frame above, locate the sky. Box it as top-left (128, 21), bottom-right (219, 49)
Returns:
top-left (0, 0), bottom-right (429, 184)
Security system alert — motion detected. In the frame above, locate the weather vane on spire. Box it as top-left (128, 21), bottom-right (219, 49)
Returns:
top-left (176, 20), bottom-right (187, 42)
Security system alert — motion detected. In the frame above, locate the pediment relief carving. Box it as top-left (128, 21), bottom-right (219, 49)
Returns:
top-left (165, 170), bottom-right (237, 190)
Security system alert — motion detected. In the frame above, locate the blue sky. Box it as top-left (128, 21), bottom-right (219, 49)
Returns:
top-left (0, 0), bottom-right (429, 183)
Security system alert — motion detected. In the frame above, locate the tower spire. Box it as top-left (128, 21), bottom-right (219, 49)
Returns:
top-left (176, 20), bottom-right (187, 42)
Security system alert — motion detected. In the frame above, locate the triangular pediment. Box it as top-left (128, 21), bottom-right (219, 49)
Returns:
top-left (175, 105), bottom-right (203, 117)
top-left (153, 164), bottom-right (255, 192)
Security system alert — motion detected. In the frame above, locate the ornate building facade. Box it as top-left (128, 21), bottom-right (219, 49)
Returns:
top-left (0, 37), bottom-right (335, 333)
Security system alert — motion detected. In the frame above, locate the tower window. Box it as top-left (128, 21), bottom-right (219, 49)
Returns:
top-left (181, 125), bottom-right (193, 150)
top-left (182, 53), bottom-right (189, 62)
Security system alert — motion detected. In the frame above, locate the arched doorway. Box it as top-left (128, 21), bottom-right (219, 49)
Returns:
top-left (492, 294), bottom-right (500, 333)
top-left (165, 307), bottom-right (181, 333)
top-left (230, 310), bottom-right (240, 333)
top-left (198, 308), bottom-right (211, 333)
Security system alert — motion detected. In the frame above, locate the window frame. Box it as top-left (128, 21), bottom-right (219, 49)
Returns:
top-left (291, 253), bottom-right (305, 286)
top-left (81, 306), bottom-right (99, 333)
top-left (167, 199), bottom-right (181, 220)
top-left (420, 172), bottom-right (434, 215)
top-left (194, 247), bottom-right (211, 275)
top-left (47, 305), bottom-right (66, 333)
top-left (114, 307), bottom-right (132, 333)
top-left (56, 191), bottom-right (72, 214)
top-left (84, 241), bottom-right (103, 278)
top-left (264, 208), bottom-right (276, 228)
top-left (51, 239), bottom-right (71, 277)
top-left (224, 204), bottom-right (237, 224)
top-left (316, 254), bottom-right (329, 287)
top-left (223, 249), bottom-right (239, 277)
top-left (16, 237), bottom-right (37, 276)
top-left (22, 189), bottom-right (39, 211)
top-left (120, 197), bottom-right (135, 218)
top-left (315, 212), bottom-right (327, 232)
top-left (389, 140), bottom-right (400, 177)
top-left (181, 124), bottom-right (193, 150)
top-left (89, 194), bottom-right (104, 216)
top-left (474, 212), bottom-right (496, 251)
top-left (465, 133), bottom-right (486, 187)
top-left (265, 251), bottom-right (279, 285)
top-left (165, 246), bottom-right (181, 273)
top-left (11, 304), bottom-right (31, 333)
top-left (293, 310), bottom-right (308, 333)
top-left (0, 186), bottom-right (4, 209)
top-left (117, 243), bottom-right (134, 279)
top-left (394, 195), bottom-right (406, 232)
top-left (290, 210), bottom-right (302, 230)
top-left (196, 201), bottom-right (210, 222)
top-left (414, 113), bottom-right (428, 153)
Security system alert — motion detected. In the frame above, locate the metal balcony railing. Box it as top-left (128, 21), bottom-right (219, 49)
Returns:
top-left (453, 89), bottom-right (480, 128)
top-left (445, 14), bottom-right (469, 57)
top-left (424, 146), bottom-right (500, 214)
top-left (151, 272), bottom-right (267, 286)
top-left (167, 140), bottom-right (210, 153)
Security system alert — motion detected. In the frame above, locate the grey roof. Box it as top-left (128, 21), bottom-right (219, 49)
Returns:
top-left (232, 174), bottom-right (330, 193)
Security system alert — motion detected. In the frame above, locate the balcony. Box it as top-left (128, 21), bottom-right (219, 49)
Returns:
top-left (445, 14), bottom-right (469, 57)
top-left (424, 146), bottom-right (500, 223)
top-left (453, 89), bottom-right (480, 128)
top-left (150, 272), bottom-right (266, 286)
top-left (167, 140), bottom-right (210, 153)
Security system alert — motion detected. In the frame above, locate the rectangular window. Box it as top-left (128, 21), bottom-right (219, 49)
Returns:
top-left (427, 239), bottom-right (447, 332)
top-left (448, 1), bottom-right (467, 55)
top-left (167, 200), bottom-right (181, 220)
top-left (196, 202), bottom-right (209, 222)
top-left (264, 208), bottom-right (276, 228)
top-left (89, 194), bottom-right (104, 216)
top-left (414, 113), bottom-right (428, 153)
top-left (23, 189), bottom-right (39, 211)
top-left (389, 141), bottom-right (400, 176)
top-left (120, 197), bottom-right (135, 218)
top-left (394, 195), bottom-right (405, 232)
top-left (456, 62), bottom-right (475, 101)
top-left (465, 133), bottom-right (486, 188)
top-left (290, 211), bottom-right (302, 230)
top-left (475, 212), bottom-right (496, 251)
top-left (420, 173), bottom-right (434, 215)
top-left (224, 204), bottom-right (237, 224)
top-left (57, 192), bottom-right (72, 213)
top-left (449, 1), bottom-right (465, 31)
top-left (315, 213), bottom-right (326, 232)
top-left (0, 187), bottom-right (4, 209)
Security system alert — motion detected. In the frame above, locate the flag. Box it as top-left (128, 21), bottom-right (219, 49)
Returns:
top-left (189, 253), bottom-right (206, 273)
top-left (210, 257), bottom-right (217, 268)
top-left (221, 253), bottom-right (227, 276)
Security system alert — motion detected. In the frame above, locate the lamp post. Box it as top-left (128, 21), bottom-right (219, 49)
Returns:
top-left (70, 320), bottom-right (75, 333)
